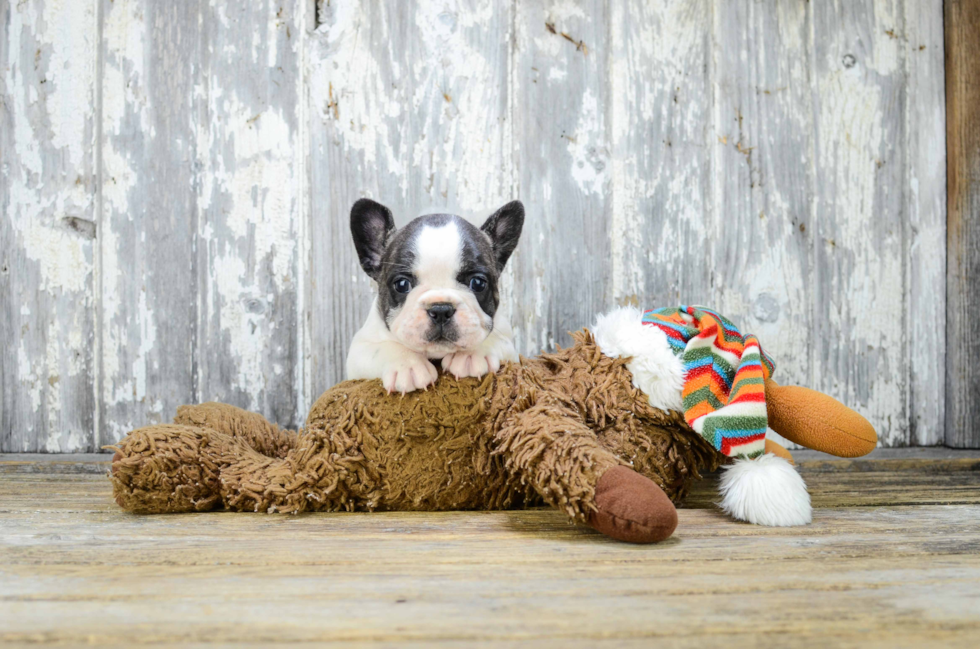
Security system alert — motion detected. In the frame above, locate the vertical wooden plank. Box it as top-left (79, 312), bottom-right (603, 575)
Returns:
top-left (945, 0), bottom-right (980, 448)
top-left (810, 0), bottom-right (909, 446)
top-left (99, 0), bottom-right (202, 444)
top-left (196, 1), bottom-right (305, 428)
top-left (906, 0), bottom-right (947, 445)
top-left (708, 1), bottom-right (814, 447)
top-left (1, 0), bottom-right (98, 451)
top-left (510, 0), bottom-right (610, 354)
top-left (608, 0), bottom-right (712, 313)
top-left (308, 1), bottom-right (514, 394)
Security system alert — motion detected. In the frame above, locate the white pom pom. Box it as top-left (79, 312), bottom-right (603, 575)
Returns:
top-left (717, 454), bottom-right (812, 526)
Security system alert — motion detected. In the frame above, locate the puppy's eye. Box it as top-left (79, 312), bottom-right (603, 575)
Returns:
top-left (392, 277), bottom-right (412, 294)
top-left (469, 276), bottom-right (488, 292)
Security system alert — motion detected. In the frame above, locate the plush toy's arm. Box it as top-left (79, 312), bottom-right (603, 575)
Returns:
top-left (764, 379), bottom-right (878, 458)
top-left (494, 400), bottom-right (678, 543)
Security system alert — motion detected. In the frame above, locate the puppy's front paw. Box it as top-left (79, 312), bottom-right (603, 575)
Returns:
top-left (441, 352), bottom-right (501, 380)
top-left (381, 353), bottom-right (439, 394)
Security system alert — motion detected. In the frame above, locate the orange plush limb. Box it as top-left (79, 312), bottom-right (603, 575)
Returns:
top-left (763, 379), bottom-right (877, 458)
top-left (764, 438), bottom-right (795, 464)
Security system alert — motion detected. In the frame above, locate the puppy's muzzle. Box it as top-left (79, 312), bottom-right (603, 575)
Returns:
top-left (426, 303), bottom-right (456, 326)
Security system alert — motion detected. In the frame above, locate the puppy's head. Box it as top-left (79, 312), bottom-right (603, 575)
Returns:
top-left (351, 199), bottom-right (524, 357)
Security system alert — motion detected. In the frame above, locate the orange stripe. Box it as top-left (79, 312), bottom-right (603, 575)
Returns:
top-left (730, 376), bottom-right (766, 401)
top-left (685, 401), bottom-right (715, 420)
top-left (683, 372), bottom-right (729, 402)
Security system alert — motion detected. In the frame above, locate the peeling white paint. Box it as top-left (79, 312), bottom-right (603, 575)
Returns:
top-left (217, 105), bottom-right (296, 287)
top-left (566, 88), bottom-right (607, 196)
top-left (41, 0), bottom-right (95, 170)
top-left (132, 288), bottom-right (158, 403)
top-left (210, 253), bottom-right (270, 403)
top-left (187, 0), bottom-right (303, 421)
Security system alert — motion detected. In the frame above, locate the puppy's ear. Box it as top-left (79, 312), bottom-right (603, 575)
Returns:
top-left (480, 200), bottom-right (524, 271)
top-left (350, 199), bottom-right (395, 280)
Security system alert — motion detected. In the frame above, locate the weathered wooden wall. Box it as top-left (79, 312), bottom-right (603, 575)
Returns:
top-left (2, 0), bottom-right (952, 452)
top-left (945, 0), bottom-right (980, 448)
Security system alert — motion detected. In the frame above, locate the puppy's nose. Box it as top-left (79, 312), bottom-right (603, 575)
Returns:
top-left (426, 303), bottom-right (456, 325)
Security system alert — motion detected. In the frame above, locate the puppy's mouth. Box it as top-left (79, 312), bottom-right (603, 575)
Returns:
top-left (425, 327), bottom-right (459, 345)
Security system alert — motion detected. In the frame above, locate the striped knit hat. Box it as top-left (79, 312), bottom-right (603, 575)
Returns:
top-left (641, 306), bottom-right (775, 459)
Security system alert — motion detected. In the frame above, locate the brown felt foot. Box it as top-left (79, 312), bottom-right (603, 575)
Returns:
top-left (587, 465), bottom-right (678, 543)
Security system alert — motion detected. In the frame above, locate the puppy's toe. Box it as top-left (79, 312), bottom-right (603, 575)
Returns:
top-left (411, 359), bottom-right (438, 391)
top-left (468, 354), bottom-right (490, 377)
top-left (382, 353), bottom-right (438, 394)
top-left (440, 354), bottom-right (455, 372)
top-left (444, 352), bottom-right (489, 379)
top-left (423, 358), bottom-right (439, 383)
top-left (381, 369), bottom-right (399, 394)
top-left (443, 353), bottom-right (467, 378)
top-left (393, 370), bottom-right (416, 394)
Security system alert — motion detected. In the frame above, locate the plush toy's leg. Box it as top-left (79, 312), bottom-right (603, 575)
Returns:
top-left (174, 402), bottom-right (298, 459)
top-left (109, 424), bottom-right (225, 514)
top-left (496, 402), bottom-right (677, 543)
top-left (764, 379), bottom-right (877, 457)
top-left (212, 430), bottom-right (381, 514)
top-left (110, 421), bottom-right (347, 515)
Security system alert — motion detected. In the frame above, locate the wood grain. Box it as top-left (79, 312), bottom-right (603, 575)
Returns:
top-left (1, 0), bottom-right (99, 452)
top-left (945, 0), bottom-right (980, 448)
top-left (1, 455), bottom-right (979, 646)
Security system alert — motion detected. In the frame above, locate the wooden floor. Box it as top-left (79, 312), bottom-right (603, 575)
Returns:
top-left (2, 451), bottom-right (980, 648)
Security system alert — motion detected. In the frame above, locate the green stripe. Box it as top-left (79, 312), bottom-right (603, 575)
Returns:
top-left (703, 415), bottom-right (768, 430)
top-left (683, 386), bottom-right (725, 411)
top-left (729, 375), bottom-right (765, 397)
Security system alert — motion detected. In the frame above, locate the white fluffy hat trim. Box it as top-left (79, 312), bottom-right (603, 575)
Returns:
top-left (592, 306), bottom-right (685, 412)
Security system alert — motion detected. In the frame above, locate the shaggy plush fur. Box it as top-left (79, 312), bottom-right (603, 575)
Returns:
top-left (110, 332), bottom-right (723, 527)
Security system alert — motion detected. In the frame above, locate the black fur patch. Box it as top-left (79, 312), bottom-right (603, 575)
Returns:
top-left (480, 201), bottom-right (525, 271)
top-left (350, 199), bottom-right (395, 280)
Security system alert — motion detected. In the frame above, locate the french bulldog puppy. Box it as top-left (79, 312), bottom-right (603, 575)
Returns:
top-left (346, 199), bottom-right (524, 394)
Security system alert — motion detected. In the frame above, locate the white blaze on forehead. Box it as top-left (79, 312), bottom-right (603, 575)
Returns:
top-left (413, 222), bottom-right (462, 286)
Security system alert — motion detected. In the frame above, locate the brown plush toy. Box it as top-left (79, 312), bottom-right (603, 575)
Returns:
top-left (109, 307), bottom-right (877, 543)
